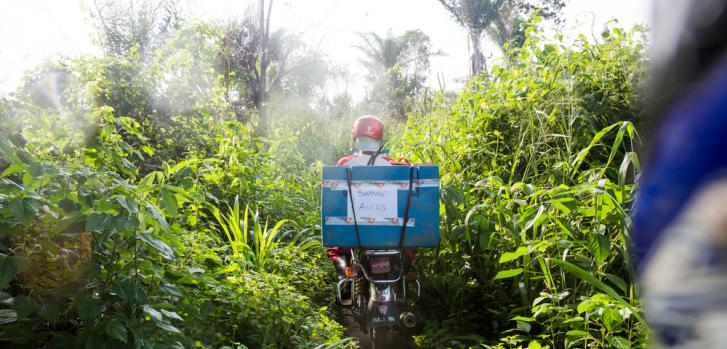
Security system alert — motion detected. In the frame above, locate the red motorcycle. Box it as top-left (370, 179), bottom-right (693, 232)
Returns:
top-left (337, 248), bottom-right (419, 347)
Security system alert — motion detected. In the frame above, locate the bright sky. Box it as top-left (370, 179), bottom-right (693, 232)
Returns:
top-left (0, 0), bottom-right (652, 98)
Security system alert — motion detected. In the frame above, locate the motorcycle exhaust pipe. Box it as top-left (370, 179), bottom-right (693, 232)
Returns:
top-left (400, 311), bottom-right (417, 328)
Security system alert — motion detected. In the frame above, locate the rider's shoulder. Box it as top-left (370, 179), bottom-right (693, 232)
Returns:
top-left (336, 155), bottom-right (355, 166)
top-left (382, 156), bottom-right (411, 166)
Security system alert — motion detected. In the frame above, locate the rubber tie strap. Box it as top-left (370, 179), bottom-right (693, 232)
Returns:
top-left (345, 166), bottom-right (363, 249)
top-left (398, 166), bottom-right (415, 250)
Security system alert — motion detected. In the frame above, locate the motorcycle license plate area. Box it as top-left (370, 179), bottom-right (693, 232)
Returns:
top-left (371, 301), bottom-right (398, 326)
top-left (321, 165), bottom-right (440, 248)
top-left (370, 256), bottom-right (391, 274)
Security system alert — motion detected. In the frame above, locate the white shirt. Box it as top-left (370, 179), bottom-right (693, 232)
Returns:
top-left (342, 154), bottom-right (392, 166)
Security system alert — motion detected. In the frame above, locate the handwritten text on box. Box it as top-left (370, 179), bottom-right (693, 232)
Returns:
top-left (347, 184), bottom-right (398, 219)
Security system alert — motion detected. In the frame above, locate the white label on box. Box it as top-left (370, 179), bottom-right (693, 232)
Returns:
top-left (347, 184), bottom-right (398, 219)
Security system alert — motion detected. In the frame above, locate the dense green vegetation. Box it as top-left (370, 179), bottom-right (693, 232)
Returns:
top-left (0, 6), bottom-right (647, 348)
top-left (395, 24), bottom-right (647, 348)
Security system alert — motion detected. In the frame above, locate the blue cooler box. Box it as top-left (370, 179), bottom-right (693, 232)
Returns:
top-left (321, 165), bottom-right (440, 248)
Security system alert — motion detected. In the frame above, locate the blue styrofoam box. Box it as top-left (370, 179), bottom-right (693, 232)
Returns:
top-left (321, 165), bottom-right (440, 248)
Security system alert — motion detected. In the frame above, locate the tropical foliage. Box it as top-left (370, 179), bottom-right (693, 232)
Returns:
top-left (356, 30), bottom-right (439, 119)
top-left (0, 4), bottom-right (648, 348)
top-left (393, 23), bottom-right (647, 348)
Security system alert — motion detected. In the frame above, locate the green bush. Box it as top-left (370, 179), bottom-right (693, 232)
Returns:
top-left (0, 101), bottom-right (348, 348)
top-left (392, 23), bottom-right (647, 349)
top-left (0, 17), bottom-right (650, 349)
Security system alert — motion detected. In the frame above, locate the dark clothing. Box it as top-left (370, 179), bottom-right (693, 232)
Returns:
top-left (632, 56), bottom-right (727, 268)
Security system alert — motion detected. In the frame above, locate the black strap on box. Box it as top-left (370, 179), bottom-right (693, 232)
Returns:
top-left (366, 144), bottom-right (384, 166)
top-left (345, 165), bottom-right (415, 251)
top-left (398, 166), bottom-right (415, 250)
top-left (345, 166), bottom-right (363, 249)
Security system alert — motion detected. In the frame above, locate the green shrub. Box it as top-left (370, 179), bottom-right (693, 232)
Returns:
top-left (0, 105), bottom-right (348, 348)
top-left (393, 23), bottom-right (647, 349)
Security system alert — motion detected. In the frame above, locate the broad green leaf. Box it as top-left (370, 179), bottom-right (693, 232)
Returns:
top-left (77, 299), bottom-right (101, 321)
top-left (145, 202), bottom-right (169, 230)
top-left (115, 196), bottom-right (138, 214)
top-left (138, 172), bottom-right (158, 191)
top-left (160, 283), bottom-right (182, 297)
top-left (606, 274), bottom-right (628, 293)
top-left (142, 146), bottom-right (154, 156)
top-left (602, 308), bottom-right (623, 332)
top-left (187, 214), bottom-right (197, 227)
top-left (577, 300), bottom-right (593, 315)
top-left (499, 246), bottom-right (530, 263)
top-left (161, 187), bottom-right (178, 218)
top-left (14, 295), bottom-right (36, 319)
top-left (587, 233), bottom-right (610, 264)
top-left (38, 303), bottom-right (61, 325)
top-left (528, 341), bottom-right (542, 349)
top-left (114, 215), bottom-right (140, 232)
top-left (155, 320), bottom-right (181, 333)
top-left (516, 320), bottom-right (531, 333)
top-left (161, 309), bottom-right (183, 321)
top-left (563, 316), bottom-right (584, 324)
top-left (0, 254), bottom-right (17, 289)
top-left (9, 197), bottom-right (36, 223)
top-left (143, 305), bottom-right (162, 322)
top-left (105, 319), bottom-right (127, 343)
top-left (511, 315), bottom-right (535, 322)
top-left (138, 232), bottom-right (175, 260)
top-left (113, 281), bottom-right (144, 305)
top-left (550, 258), bottom-right (645, 324)
top-left (566, 330), bottom-right (590, 337)
top-left (2, 163), bottom-right (25, 177)
top-left (495, 268), bottom-right (524, 279)
top-left (86, 213), bottom-right (113, 232)
top-left (58, 198), bottom-right (79, 213)
top-left (0, 137), bottom-right (13, 160)
top-left (608, 335), bottom-right (631, 349)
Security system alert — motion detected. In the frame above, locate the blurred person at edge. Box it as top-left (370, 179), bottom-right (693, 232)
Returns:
top-left (633, 0), bottom-right (727, 347)
top-left (326, 115), bottom-right (415, 300)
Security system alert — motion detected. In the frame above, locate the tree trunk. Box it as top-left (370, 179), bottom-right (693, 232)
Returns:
top-left (255, 0), bottom-right (273, 138)
top-left (469, 31), bottom-right (485, 76)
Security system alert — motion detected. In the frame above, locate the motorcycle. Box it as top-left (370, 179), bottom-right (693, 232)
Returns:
top-left (322, 164), bottom-right (439, 347)
top-left (336, 248), bottom-right (420, 348)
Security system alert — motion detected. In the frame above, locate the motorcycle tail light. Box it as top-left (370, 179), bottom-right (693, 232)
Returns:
top-left (345, 266), bottom-right (356, 278)
top-left (370, 256), bottom-right (391, 274)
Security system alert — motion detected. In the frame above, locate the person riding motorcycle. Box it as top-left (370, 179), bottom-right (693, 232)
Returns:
top-left (634, 0), bottom-right (727, 347)
top-left (327, 115), bottom-right (416, 301)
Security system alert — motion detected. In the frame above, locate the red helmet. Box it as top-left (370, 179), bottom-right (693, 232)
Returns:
top-left (352, 115), bottom-right (384, 140)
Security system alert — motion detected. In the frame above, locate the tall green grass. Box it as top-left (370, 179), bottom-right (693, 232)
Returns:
top-left (393, 23), bottom-right (648, 348)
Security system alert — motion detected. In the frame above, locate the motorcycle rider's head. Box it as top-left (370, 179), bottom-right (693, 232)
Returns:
top-left (351, 115), bottom-right (384, 154)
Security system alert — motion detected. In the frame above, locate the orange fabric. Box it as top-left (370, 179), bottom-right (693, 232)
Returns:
top-left (337, 155), bottom-right (410, 166)
top-left (336, 155), bottom-right (355, 166)
top-left (382, 156), bottom-right (411, 166)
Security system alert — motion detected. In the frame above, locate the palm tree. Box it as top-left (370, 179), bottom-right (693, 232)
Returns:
top-left (355, 30), bottom-right (437, 119)
top-left (486, 0), bottom-right (566, 51)
top-left (438, 0), bottom-right (506, 76)
top-left (439, 0), bottom-right (567, 73)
